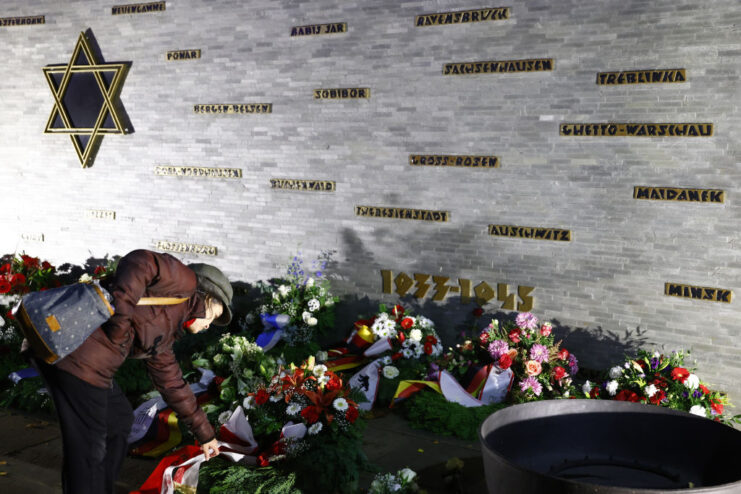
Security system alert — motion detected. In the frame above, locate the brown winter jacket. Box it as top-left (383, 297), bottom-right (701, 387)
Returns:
top-left (55, 249), bottom-right (215, 443)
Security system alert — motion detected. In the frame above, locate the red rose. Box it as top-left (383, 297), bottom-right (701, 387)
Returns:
top-left (615, 389), bottom-right (640, 402)
top-left (325, 374), bottom-right (342, 391)
top-left (652, 377), bottom-right (668, 389)
top-left (0, 263), bottom-right (11, 274)
top-left (41, 261), bottom-right (52, 270)
top-left (699, 384), bottom-right (710, 395)
top-left (649, 389), bottom-right (666, 405)
top-left (508, 329), bottom-right (521, 343)
top-left (473, 307), bottom-right (484, 317)
top-left (345, 406), bottom-right (359, 424)
top-left (424, 342), bottom-right (433, 355)
top-left (557, 348), bottom-right (569, 360)
top-left (257, 454), bottom-right (270, 467)
top-left (301, 406), bottom-right (321, 424)
top-left (425, 335), bottom-right (437, 345)
top-left (711, 400), bottom-right (724, 415)
top-left (398, 331), bottom-right (406, 343)
top-left (498, 354), bottom-right (512, 370)
top-left (400, 317), bottom-right (414, 330)
top-left (254, 388), bottom-right (270, 406)
top-left (671, 367), bottom-right (690, 383)
top-left (552, 366), bottom-right (566, 380)
top-left (21, 255), bottom-right (39, 268)
top-left (9, 273), bottom-right (26, 286)
top-left (0, 280), bottom-right (10, 294)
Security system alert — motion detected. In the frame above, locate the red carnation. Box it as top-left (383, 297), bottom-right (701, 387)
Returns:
top-left (671, 367), bottom-right (690, 383)
top-left (424, 342), bottom-right (433, 355)
top-left (0, 280), bottom-right (10, 294)
top-left (345, 406), bottom-right (359, 424)
top-left (652, 377), bottom-right (668, 389)
top-left (699, 384), bottom-right (710, 395)
top-left (398, 331), bottom-right (406, 343)
top-left (425, 335), bottom-right (437, 345)
top-left (710, 399), bottom-right (724, 415)
top-left (557, 348), bottom-right (569, 360)
top-left (473, 307), bottom-right (484, 317)
top-left (254, 388), bottom-right (270, 406)
top-left (552, 366), bottom-right (566, 380)
top-left (301, 406), bottom-right (321, 424)
top-left (508, 329), bottom-right (521, 343)
top-left (498, 354), bottom-right (512, 370)
top-left (41, 261), bottom-right (52, 270)
top-left (0, 263), bottom-right (11, 274)
top-left (615, 389), bottom-right (640, 403)
top-left (479, 332), bottom-right (489, 345)
top-left (400, 317), bottom-right (414, 330)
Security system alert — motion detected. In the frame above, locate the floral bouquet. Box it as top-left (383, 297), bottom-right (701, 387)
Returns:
top-left (191, 333), bottom-right (279, 419)
top-left (230, 361), bottom-right (368, 493)
top-left (351, 304), bottom-right (443, 406)
top-left (441, 312), bottom-right (577, 403)
top-left (244, 253), bottom-right (339, 363)
top-left (368, 467), bottom-right (420, 494)
top-left (582, 349), bottom-right (738, 425)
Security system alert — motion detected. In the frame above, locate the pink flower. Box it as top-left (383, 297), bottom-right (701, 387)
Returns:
top-left (525, 360), bottom-right (542, 376)
top-left (519, 376), bottom-right (543, 396)
top-left (540, 322), bottom-right (552, 337)
top-left (515, 312), bottom-right (538, 330)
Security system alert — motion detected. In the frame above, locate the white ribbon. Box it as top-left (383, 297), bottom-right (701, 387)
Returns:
top-left (349, 360), bottom-right (382, 410)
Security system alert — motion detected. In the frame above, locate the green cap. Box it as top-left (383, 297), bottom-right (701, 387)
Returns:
top-left (188, 263), bottom-right (233, 326)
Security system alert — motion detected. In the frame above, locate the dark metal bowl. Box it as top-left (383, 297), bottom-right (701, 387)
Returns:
top-left (479, 399), bottom-right (741, 493)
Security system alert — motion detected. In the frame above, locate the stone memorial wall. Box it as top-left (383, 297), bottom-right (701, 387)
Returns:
top-left (0, 0), bottom-right (739, 400)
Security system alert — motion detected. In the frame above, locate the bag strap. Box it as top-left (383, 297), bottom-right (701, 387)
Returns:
top-left (136, 297), bottom-right (189, 306)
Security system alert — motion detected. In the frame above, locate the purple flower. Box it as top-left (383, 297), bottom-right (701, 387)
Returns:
top-left (650, 358), bottom-right (660, 370)
top-left (488, 340), bottom-right (509, 359)
top-left (568, 354), bottom-right (579, 375)
top-left (519, 376), bottom-right (543, 396)
top-left (529, 344), bottom-right (549, 363)
top-left (515, 312), bottom-right (539, 330)
top-left (692, 390), bottom-right (703, 399)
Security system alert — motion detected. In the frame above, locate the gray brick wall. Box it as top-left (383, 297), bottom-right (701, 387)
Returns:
top-left (1, 0), bottom-right (740, 401)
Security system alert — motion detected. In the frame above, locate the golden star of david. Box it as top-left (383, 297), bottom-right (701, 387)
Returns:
top-left (43, 31), bottom-right (130, 168)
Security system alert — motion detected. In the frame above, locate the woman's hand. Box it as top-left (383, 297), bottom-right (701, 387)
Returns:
top-left (201, 438), bottom-right (220, 460)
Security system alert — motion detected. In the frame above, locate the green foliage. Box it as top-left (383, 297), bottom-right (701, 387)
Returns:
top-left (401, 391), bottom-right (506, 441)
top-left (197, 458), bottom-right (301, 494)
top-left (0, 377), bottom-right (53, 412)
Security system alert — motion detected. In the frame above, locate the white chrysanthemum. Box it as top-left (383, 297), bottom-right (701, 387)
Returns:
top-left (308, 422), bottom-right (323, 435)
top-left (79, 273), bottom-right (93, 283)
top-left (644, 384), bottom-right (658, 398)
top-left (582, 380), bottom-right (593, 395)
top-left (399, 468), bottom-right (416, 483)
top-left (278, 285), bottom-right (290, 297)
top-left (270, 393), bottom-right (284, 403)
top-left (375, 326), bottom-right (390, 338)
top-left (401, 348), bottom-right (413, 358)
top-left (433, 343), bottom-right (443, 356)
top-left (287, 403), bottom-right (302, 416)
top-left (306, 278), bottom-right (315, 288)
top-left (333, 398), bottom-right (349, 411)
top-left (377, 312), bottom-right (389, 321)
top-left (689, 405), bottom-right (707, 417)
top-left (313, 364), bottom-right (328, 377)
top-left (218, 411), bottom-right (232, 425)
top-left (684, 374), bottom-right (700, 390)
top-left (606, 380), bottom-right (619, 396)
top-left (609, 366), bottom-right (623, 379)
top-left (383, 365), bottom-right (400, 379)
top-left (307, 298), bottom-right (320, 311)
top-left (243, 396), bottom-right (255, 410)
top-left (371, 319), bottom-right (387, 336)
top-left (381, 356), bottom-right (392, 365)
top-left (414, 346), bottom-right (424, 358)
top-left (383, 319), bottom-right (397, 331)
top-left (409, 329), bottom-right (423, 342)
